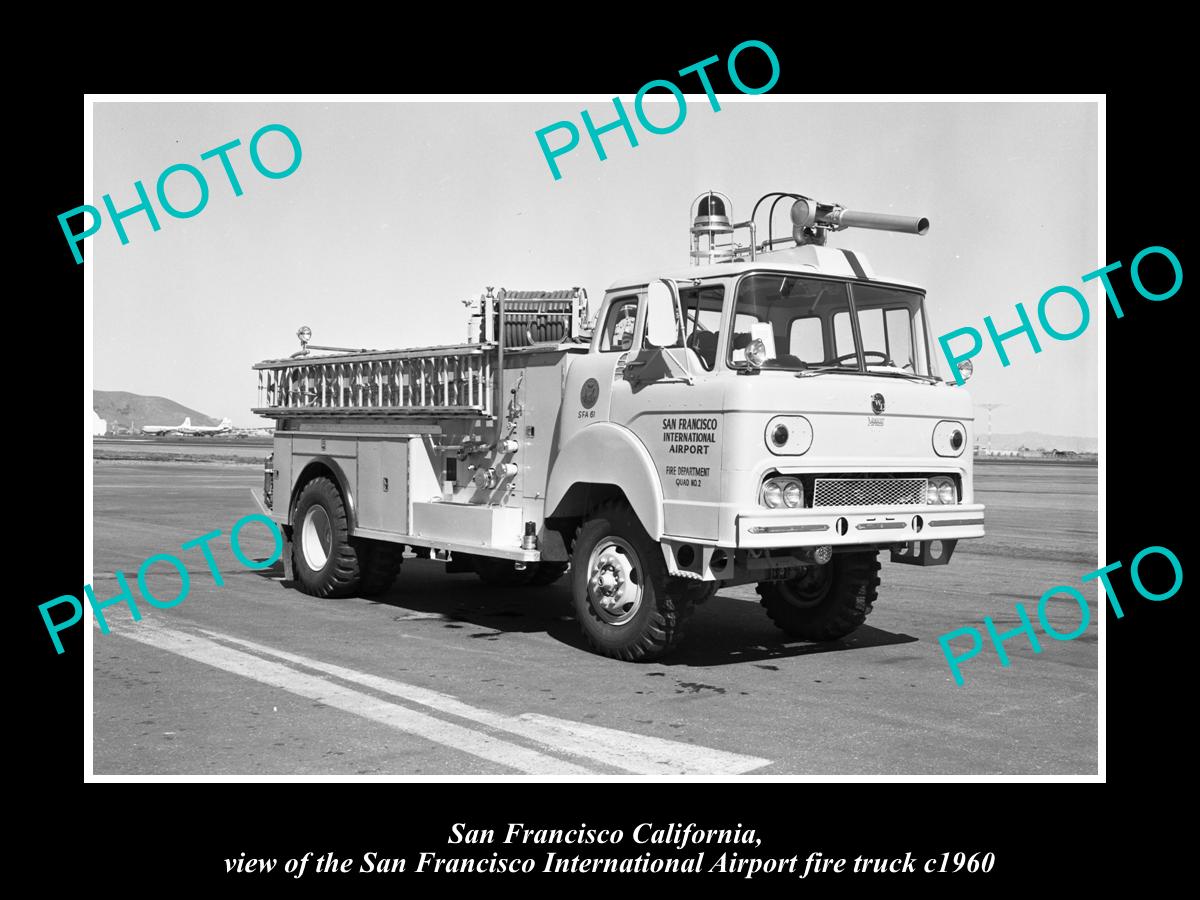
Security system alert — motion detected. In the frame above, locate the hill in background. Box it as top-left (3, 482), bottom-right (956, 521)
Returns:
top-left (94, 390), bottom-right (220, 431)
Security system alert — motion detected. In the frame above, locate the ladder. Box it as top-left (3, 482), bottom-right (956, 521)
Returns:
top-left (252, 287), bottom-right (589, 420)
top-left (253, 345), bottom-right (494, 417)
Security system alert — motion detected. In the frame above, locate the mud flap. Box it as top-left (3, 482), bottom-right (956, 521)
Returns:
top-left (282, 530), bottom-right (296, 581)
top-left (891, 539), bottom-right (957, 566)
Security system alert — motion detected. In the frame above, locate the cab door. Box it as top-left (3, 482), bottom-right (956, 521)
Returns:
top-left (610, 280), bottom-right (723, 541)
top-left (558, 291), bottom-right (643, 449)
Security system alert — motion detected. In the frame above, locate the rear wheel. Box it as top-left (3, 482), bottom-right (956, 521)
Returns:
top-left (570, 502), bottom-right (694, 661)
top-left (757, 551), bottom-right (881, 641)
top-left (291, 476), bottom-right (365, 598)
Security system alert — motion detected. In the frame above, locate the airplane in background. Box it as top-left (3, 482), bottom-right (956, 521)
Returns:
top-left (142, 417), bottom-right (191, 435)
top-left (180, 417), bottom-right (233, 436)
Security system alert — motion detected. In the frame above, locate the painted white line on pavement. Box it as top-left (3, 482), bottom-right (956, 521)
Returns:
top-left (109, 622), bottom-right (594, 775)
top-left (515, 713), bottom-right (770, 775)
top-left (201, 628), bottom-right (771, 776)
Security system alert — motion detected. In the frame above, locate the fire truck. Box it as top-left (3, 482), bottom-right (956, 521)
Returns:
top-left (252, 191), bottom-right (985, 661)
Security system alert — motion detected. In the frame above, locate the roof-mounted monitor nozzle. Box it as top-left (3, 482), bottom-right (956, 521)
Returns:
top-left (789, 197), bottom-right (929, 246)
top-left (749, 191), bottom-right (930, 251)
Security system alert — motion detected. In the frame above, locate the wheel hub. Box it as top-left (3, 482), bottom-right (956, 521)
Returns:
top-left (783, 563), bottom-right (834, 608)
top-left (586, 538), bottom-right (644, 625)
top-left (301, 505), bottom-right (333, 571)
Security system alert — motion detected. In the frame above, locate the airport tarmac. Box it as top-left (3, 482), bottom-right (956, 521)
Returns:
top-left (90, 459), bottom-right (1098, 776)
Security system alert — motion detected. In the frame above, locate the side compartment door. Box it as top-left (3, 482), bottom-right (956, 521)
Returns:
top-left (356, 438), bottom-right (409, 534)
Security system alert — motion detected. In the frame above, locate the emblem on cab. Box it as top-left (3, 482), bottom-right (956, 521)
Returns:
top-left (871, 393), bottom-right (886, 415)
top-left (581, 378), bottom-right (600, 409)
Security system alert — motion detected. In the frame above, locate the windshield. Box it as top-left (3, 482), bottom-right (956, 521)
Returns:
top-left (728, 273), bottom-right (936, 377)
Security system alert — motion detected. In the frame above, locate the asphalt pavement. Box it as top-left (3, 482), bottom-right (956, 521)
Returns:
top-left (90, 459), bottom-right (1098, 775)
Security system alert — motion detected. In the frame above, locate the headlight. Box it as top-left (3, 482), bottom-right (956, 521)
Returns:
top-left (783, 481), bottom-right (803, 508)
top-left (933, 420), bottom-right (967, 457)
top-left (927, 475), bottom-right (958, 505)
top-left (746, 338), bottom-right (768, 368)
top-left (762, 480), bottom-right (783, 508)
top-left (760, 477), bottom-right (804, 509)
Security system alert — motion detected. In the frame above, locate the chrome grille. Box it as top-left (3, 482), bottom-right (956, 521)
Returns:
top-left (812, 477), bottom-right (928, 507)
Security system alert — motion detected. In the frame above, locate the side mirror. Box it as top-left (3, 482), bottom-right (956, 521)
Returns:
top-left (645, 280), bottom-right (683, 349)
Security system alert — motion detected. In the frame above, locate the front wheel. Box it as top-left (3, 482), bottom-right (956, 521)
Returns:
top-left (570, 502), bottom-right (693, 661)
top-left (757, 550), bottom-right (880, 641)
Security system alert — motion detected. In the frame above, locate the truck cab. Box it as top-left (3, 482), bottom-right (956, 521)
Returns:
top-left (539, 192), bottom-right (982, 658)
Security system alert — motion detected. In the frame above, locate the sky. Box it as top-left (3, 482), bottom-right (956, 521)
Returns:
top-left (93, 100), bottom-right (1098, 434)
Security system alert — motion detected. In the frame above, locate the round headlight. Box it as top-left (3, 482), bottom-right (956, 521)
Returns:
top-left (746, 338), bottom-right (768, 368)
top-left (783, 481), bottom-right (803, 508)
top-left (950, 429), bottom-right (964, 451)
top-left (926, 483), bottom-right (939, 505)
top-left (938, 482), bottom-right (955, 504)
top-left (771, 424), bottom-right (789, 446)
top-left (763, 480), bottom-right (783, 508)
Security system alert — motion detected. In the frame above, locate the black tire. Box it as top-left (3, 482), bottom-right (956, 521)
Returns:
top-left (570, 502), bottom-right (694, 661)
top-left (675, 580), bottom-right (718, 605)
top-left (358, 540), bottom-right (404, 596)
top-left (291, 476), bottom-right (365, 598)
top-left (472, 555), bottom-right (535, 587)
top-left (756, 551), bottom-right (881, 641)
top-left (528, 561), bottom-right (569, 586)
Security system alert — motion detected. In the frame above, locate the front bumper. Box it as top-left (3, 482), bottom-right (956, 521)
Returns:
top-left (735, 503), bottom-right (985, 549)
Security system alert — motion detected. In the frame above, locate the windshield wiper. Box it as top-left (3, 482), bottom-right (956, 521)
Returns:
top-left (794, 366), bottom-right (863, 378)
top-left (794, 366), bottom-right (940, 383)
top-left (863, 370), bottom-right (941, 384)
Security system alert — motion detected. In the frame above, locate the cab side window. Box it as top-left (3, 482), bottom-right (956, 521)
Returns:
top-left (600, 296), bottom-right (640, 352)
top-left (680, 285), bottom-right (725, 371)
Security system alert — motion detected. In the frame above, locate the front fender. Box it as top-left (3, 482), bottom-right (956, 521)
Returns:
top-left (545, 422), bottom-right (664, 538)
